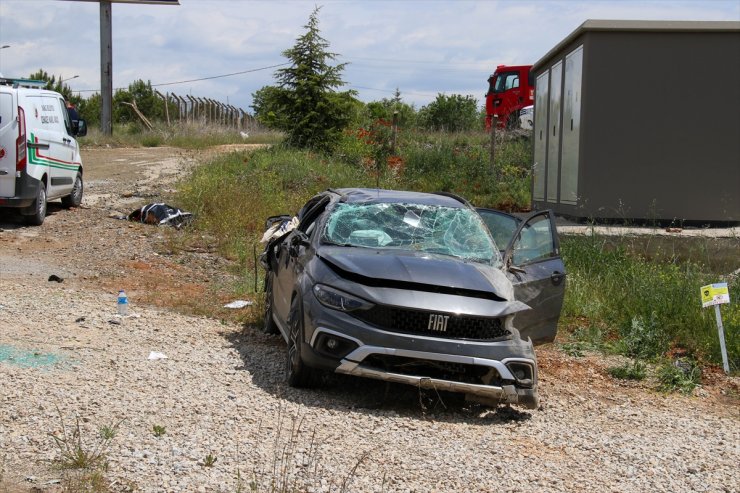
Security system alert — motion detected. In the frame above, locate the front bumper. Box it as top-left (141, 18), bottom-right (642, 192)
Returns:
top-left (302, 300), bottom-right (540, 409)
top-left (335, 343), bottom-right (539, 409)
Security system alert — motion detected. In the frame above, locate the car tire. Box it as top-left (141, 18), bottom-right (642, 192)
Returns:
top-left (286, 296), bottom-right (316, 388)
top-left (61, 173), bottom-right (83, 208)
top-left (26, 182), bottom-right (47, 226)
top-left (262, 273), bottom-right (280, 335)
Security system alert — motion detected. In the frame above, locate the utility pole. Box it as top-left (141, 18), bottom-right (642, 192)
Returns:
top-left (100, 1), bottom-right (113, 135)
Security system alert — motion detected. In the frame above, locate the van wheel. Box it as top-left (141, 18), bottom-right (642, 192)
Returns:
top-left (286, 296), bottom-right (317, 388)
top-left (26, 182), bottom-right (47, 226)
top-left (62, 173), bottom-right (83, 208)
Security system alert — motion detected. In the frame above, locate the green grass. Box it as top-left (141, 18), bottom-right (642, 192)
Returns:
top-left (561, 234), bottom-right (739, 370)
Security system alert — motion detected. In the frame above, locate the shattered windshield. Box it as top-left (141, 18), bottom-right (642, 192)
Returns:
top-left (322, 202), bottom-right (501, 265)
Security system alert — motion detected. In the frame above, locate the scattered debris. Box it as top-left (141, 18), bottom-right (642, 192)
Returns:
top-left (48, 274), bottom-right (64, 283)
top-left (108, 319), bottom-right (121, 326)
top-left (260, 216), bottom-right (298, 243)
top-left (75, 316), bottom-right (86, 323)
top-left (223, 300), bottom-right (254, 309)
top-left (148, 351), bottom-right (168, 360)
top-left (665, 227), bottom-right (683, 233)
top-left (0, 345), bottom-right (62, 369)
top-left (127, 203), bottom-right (193, 229)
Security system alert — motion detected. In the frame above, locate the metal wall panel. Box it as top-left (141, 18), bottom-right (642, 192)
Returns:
top-left (560, 45), bottom-right (583, 205)
top-left (532, 71), bottom-right (549, 201)
top-left (546, 61), bottom-right (563, 203)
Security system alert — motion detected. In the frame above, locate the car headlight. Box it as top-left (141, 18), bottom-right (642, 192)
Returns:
top-left (313, 284), bottom-right (374, 312)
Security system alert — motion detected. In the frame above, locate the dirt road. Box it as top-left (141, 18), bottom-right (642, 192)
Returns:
top-left (0, 147), bottom-right (738, 493)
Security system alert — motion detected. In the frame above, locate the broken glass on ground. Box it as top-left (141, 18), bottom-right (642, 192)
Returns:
top-left (322, 202), bottom-right (501, 265)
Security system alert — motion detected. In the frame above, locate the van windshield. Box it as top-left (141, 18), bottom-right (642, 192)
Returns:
top-left (322, 202), bottom-right (501, 265)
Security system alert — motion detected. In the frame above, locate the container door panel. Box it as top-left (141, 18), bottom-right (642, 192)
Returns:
top-left (533, 72), bottom-right (549, 202)
top-left (546, 61), bottom-right (562, 203)
top-left (561, 45), bottom-right (583, 206)
top-left (0, 92), bottom-right (16, 197)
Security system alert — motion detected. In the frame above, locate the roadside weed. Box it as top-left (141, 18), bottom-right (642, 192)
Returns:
top-left (607, 360), bottom-right (648, 381)
top-left (656, 359), bottom-right (701, 394)
top-left (49, 408), bottom-right (122, 471)
top-left (99, 424), bottom-right (118, 441)
top-left (203, 453), bottom-right (217, 467)
top-left (152, 424), bottom-right (166, 437)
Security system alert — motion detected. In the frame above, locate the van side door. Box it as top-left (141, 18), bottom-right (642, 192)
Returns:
top-left (43, 96), bottom-right (79, 199)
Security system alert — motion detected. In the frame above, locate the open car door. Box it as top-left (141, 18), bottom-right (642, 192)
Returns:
top-left (477, 209), bottom-right (566, 344)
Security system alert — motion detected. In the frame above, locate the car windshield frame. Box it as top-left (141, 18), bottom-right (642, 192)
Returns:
top-left (320, 201), bottom-right (502, 266)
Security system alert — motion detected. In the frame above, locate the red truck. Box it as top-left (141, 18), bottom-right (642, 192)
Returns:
top-left (485, 65), bottom-right (534, 130)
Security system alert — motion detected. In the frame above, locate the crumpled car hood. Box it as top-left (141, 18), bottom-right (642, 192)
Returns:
top-left (317, 246), bottom-right (515, 301)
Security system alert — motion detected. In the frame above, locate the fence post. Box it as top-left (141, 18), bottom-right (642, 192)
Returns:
top-left (154, 90), bottom-right (170, 126)
top-left (391, 111), bottom-right (399, 154)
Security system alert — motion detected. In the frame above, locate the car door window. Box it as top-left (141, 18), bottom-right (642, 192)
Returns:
top-left (476, 208), bottom-right (520, 250)
top-left (511, 214), bottom-right (556, 265)
top-left (57, 98), bottom-right (73, 136)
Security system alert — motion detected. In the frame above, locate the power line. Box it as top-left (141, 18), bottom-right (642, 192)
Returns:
top-left (342, 55), bottom-right (492, 68)
top-left (74, 61), bottom-right (290, 93)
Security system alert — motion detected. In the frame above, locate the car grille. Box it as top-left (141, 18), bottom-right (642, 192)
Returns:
top-left (354, 306), bottom-right (510, 341)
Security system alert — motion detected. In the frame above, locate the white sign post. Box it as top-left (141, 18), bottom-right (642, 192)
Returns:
top-left (700, 283), bottom-right (731, 373)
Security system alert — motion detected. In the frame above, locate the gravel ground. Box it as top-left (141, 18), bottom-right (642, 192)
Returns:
top-left (0, 147), bottom-right (738, 493)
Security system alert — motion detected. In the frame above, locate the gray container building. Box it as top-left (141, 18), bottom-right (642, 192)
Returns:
top-left (531, 20), bottom-right (740, 224)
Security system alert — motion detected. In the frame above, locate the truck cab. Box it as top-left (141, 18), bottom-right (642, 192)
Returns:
top-left (485, 65), bottom-right (534, 130)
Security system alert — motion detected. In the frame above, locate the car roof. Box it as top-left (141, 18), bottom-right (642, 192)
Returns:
top-left (333, 188), bottom-right (468, 208)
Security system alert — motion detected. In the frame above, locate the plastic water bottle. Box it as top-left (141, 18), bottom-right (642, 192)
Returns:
top-left (117, 290), bottom-right (129, 316)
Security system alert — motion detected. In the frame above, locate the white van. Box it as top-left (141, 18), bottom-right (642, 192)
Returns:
top-left (0, 78), bottom-right (87, 225)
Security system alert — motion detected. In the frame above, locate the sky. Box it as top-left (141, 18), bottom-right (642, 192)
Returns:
top-left (1, 0), bottom-right (738, 112)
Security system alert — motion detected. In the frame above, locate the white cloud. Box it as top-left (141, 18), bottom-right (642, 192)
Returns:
top-left (1, 0), bottom-right (737, 111)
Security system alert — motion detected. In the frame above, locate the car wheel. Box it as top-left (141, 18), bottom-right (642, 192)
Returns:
top-left (62, 173), bottom-right (83, 208)
top-left (26, 182), bottom-right (47, 226)
top-left (262, 273), bottom-right (279, 334)
top-left (286, 296), bottom-right (316, 388)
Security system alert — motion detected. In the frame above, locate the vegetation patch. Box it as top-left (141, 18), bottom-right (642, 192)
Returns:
top-left (607, 360), bottom-right (648, 381)
top-left (561, 234), bottom-right (739, 371)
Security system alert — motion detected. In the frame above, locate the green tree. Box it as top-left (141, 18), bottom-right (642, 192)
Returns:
top-left (365, 89), bottom-right (417, 128)
top-left (417, 94), bottom-right (480, 132)
top-left (27, 69), bottom-right (82, 106)
top-left (77, 93), bottom-right (101, 126)
top-left (251, 85), bottom-right (289, 129)
top-left (269, 6), bottom-right (355, 151)
top-left (113, 79), bottom-right (167, 125)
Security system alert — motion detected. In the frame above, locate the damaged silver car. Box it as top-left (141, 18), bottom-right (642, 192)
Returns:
top-left (260, 189), bottom-right (565, 409)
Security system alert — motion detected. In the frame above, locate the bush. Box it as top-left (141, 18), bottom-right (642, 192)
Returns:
top-left (656, 359), bottom-right (701, 394)
top-left (607, 360), bottom-right (647, 381)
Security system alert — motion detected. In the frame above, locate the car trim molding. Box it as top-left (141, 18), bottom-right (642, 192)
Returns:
top-left (338, 345), bottom-right (520, 381)
top-left (310, 327), bottom-right (365, 348)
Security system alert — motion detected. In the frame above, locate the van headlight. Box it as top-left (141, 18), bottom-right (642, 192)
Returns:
top-left (313, 284), bottom-right (373, 312)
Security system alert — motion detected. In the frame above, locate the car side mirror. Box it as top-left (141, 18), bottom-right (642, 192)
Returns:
top-left (289, 231), bottom-right (309, 257)
top-left (74, 119), bottom-right (88, 137)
